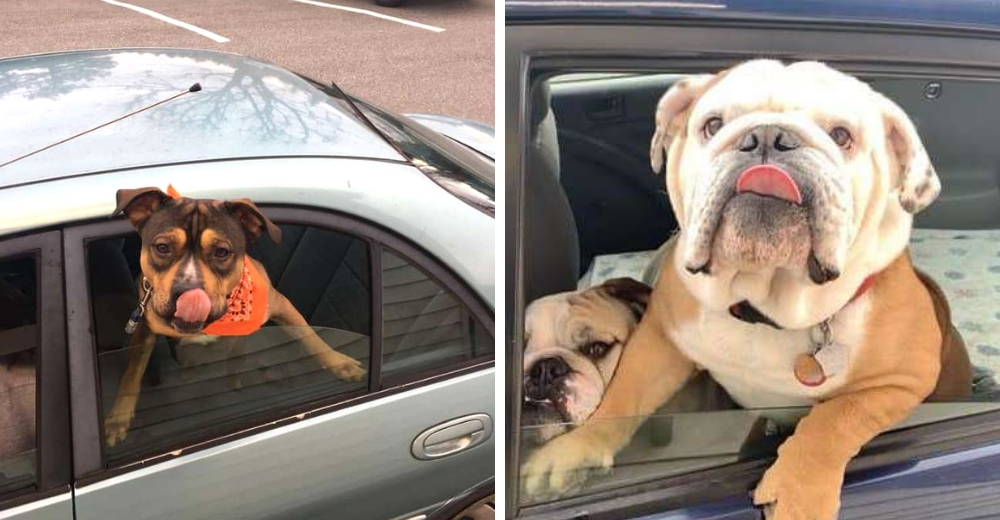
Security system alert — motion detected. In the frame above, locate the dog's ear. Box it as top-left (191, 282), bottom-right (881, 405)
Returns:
top-left (878, 93), bottom-right (941, 214)
top-left (225, 199), bottom-right (282, 244)
top-left (649, 74), bottom-right (718, 175)
top-left (113, 187), bottom-right (171, 230)
top-left (601, 277), bottom-right (652, 318)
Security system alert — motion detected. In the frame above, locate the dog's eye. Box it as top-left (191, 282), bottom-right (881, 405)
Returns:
top-left (702, 117), bottom-right (723, 139)
top-left (830, 126), bottom-right (852, 148)
top-left (154, 243), bottom-right (171, 255)
top-left (580, 341), bottom-right (611, 359)
top-left (214, 248), bottom-right (231, 260)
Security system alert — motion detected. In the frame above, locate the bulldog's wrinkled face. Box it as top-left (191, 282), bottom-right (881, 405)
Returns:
top-left (651, 60), bottom-right (940, 286)
top-left (522, 278), bottom-right (650, 445)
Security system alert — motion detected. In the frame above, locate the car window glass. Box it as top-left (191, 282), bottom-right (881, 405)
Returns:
top-left (381, 249), bottom-right (491, 379)
top-left (0, 255), bottom-right (38, 496)
top-left (89, 225), bottom-right (371, 464)
top-left (520, 401), bottom-right (1000, 506)
top-left (517, 71), bottom-right (1000, 508)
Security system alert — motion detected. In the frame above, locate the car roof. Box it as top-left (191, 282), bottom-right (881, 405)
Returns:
top-left (0, 48), bottom-right (404, 188)
top-left (505, 0), bottom-right (1000, 34)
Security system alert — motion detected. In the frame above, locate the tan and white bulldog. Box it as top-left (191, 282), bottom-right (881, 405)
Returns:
top-left (522, 60), bottom-right (972, 520)
top-left (522, 278), bottom-right (651, 446)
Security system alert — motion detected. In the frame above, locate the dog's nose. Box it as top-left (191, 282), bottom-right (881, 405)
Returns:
top-left (736, 125), bottom-right (801, 154)
top-left (524, 356), bottom-right (571, 400)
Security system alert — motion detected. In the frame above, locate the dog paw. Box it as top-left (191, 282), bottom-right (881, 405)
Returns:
top-left (753, 448), bottom-right (844, 520)
top-left (315, 350), bottom-right (366, 381)
top-left (104, 409), bottom-right (135, 448)
top-left (520, 429), bottom-right (613, 501)
top-left (331, 360), bottom-right (366, 382)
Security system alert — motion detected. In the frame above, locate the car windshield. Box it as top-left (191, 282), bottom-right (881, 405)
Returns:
top-left (0, 49), bottom-right (403, 188)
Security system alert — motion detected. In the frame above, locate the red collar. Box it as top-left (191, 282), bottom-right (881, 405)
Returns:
top-left (729, 273), bottom-right (877, 330)
top-left (850, 274), bottom-right (876, 303)
top-left (203, 258), bottom-right (269, 336)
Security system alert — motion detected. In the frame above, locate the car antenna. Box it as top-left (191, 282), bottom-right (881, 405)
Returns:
top-left (0, 82), bottom-right (203, 170)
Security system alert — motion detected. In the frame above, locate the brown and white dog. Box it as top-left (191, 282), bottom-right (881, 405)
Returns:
top-left (522, 60), bottom-right (972, 520)
top-left (521, 278), bottom-right (651, 446)
top-left (105, 187), bottom-right (366, 447)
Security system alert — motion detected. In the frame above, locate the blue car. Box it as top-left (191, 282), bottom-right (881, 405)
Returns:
top-left (507, 1), bottom-right (1000, 519)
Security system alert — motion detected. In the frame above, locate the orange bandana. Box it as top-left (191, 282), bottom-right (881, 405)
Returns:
top-left (202, 257), bottom-right (269, 336)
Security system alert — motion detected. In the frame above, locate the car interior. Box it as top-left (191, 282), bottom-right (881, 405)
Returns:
top-left (519, 70), bottom-right (1000, 503)
top-left (87, 223), bottom-right (489, 464)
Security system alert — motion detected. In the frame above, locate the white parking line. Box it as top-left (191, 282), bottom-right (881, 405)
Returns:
top-left (290, 0), bottom-right (445, 33)
top-left (97, 0), bottom-right (231, 43)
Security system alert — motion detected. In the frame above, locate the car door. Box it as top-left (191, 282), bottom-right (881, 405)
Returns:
top-left (64, 207), bottom-right (494, 520)
top-left (0, 232), bottom-right (71, 520)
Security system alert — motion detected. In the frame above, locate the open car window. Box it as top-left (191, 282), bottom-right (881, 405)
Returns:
top-left (90, 226), bottom-right (373, 464)
top-left (514, 68), bottom-right (1000, 512)
top-left (86, 219), bottom-right (493, 467)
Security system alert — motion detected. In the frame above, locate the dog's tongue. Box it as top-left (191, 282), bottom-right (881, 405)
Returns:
top-left (736, 165), bottom-right (802, 205)
top-left (175, 289), bottom-right (211, 324)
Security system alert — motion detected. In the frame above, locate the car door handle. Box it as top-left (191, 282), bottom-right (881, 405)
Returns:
top-left (411, 413), bottom-right (492, 460)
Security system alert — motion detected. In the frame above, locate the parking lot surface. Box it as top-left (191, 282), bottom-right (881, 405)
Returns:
top-left (0, 0), bottom-right (494, 123)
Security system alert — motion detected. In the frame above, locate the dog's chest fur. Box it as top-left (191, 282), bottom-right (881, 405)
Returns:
top-left (669, 295), bottom-right (871, 408)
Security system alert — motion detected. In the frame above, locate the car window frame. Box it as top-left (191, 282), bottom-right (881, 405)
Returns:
top-left (506, 20), bottom-right (1000, 520)
top-left (0, 230), bottom-right (71, 513)
top-left (65, 206), bottom-right (494, 484)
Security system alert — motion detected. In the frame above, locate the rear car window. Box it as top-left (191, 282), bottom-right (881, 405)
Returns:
top-left (0, 255), bottom-right (38, 496)
top-left (381, 249), bottom-right (492, 379)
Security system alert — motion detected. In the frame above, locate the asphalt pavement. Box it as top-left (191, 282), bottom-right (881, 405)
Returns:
top-left (0, 0), bottom-right (494, 124)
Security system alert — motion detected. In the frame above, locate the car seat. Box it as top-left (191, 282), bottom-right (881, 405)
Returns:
top-left (523, 80), bottom-right (580, 303)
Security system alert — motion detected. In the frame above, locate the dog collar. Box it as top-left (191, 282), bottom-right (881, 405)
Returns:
top-left (202, 257), bottom-right (269, 336)
top-left (728, 274), bottom-right (876, 330)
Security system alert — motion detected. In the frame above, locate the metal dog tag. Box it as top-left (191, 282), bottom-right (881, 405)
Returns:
top-left (809, 319), bottom-right (849, 377)
top-left (124, 308), bottom-right (143, 335)
top-left (125, 277), bottom-right (153, 336)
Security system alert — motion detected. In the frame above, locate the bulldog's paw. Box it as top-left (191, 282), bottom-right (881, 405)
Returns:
top-left (520, 429), bottom-right (614, 501)
top-left (104, 406), bottom-right (136, 447)
top-left (753, 450), bottom-right (844, 520)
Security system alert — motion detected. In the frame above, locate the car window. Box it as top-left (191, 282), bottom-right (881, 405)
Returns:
top-left (0, 254), bottom-right (38, 497)
top-left (90, 225), bottom-right (371, 464)
top-left (87, 221), bottom-right (492, 466)
top-left (515, 70), bottom-right (1000, 509)
top-left (381, 248), bottom-right (492, 380)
